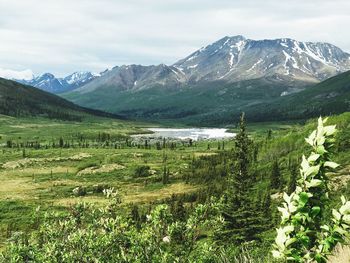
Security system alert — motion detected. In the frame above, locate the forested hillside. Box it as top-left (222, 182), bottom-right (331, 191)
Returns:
top-left (0, 78), bottom-right (120, 121)
top-left (244, 70), bottom-right (350, 122)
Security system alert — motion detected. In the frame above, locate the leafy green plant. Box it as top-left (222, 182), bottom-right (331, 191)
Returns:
top-left (0, 194), bottom-right (222, 262)
top-left (272, 117), bottom-right (350, 262)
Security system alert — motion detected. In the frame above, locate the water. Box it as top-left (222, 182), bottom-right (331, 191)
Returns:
top-left (141, 128), bottom-right (235, 141)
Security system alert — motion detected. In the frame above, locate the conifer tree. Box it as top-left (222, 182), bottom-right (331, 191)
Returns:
top-left (271, 159), bottom-right (281, 190)
top-left (287, 162), bottom-right (298, 194)
top-left (221, 113), bottom-right (262, 243)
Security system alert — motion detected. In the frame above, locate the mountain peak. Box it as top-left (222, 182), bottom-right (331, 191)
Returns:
top-left (37, 73), bottom-right (55, 80)
top-left (173, 36), bottom-right (350, 83)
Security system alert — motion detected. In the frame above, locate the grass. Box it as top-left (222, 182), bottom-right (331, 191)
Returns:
top-left (0, 115), bottom-right (235, 247)
top-left (0, 111), bottom-right (349, 258)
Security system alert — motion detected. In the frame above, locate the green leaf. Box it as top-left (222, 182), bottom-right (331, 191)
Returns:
top-left (324, 161), bottom-right (339, 169)
top-left (307, 153), bottom-right (320, 163)
top-left (298, 234), bottom-right (310, 246)
top-left (285, 237), bottom-right (297, 247)
top-left (301, 155), bottom-right (309, 171)
top-left (298, 192), bottom-right (309, 208)
top-left (318, 117), bottom-right (324, 129)
top-left (305, 130), bottom-right (316, 146)
top-left (341, 196), bottom-right (346, 205)
top-left (306, 179), bottom-right (322, 188)
top-left (332, 209), bottom-right (341, 221)
top-left (316, 136), bottom-right (325, 146)
top-left (305, 165), bottom-right (320, 177)
top-left (316, 145), bottom-right (326, 155)
top-left (324, 125), bottom-right (336, 136)
top-left (321, 225), bottom-right (329, 231)
top-left (334, 226), bottom-right (347, 235)
top-left (311, 206), bottom-right (321, 217)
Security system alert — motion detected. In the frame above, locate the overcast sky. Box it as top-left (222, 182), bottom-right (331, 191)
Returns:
top-left (0, 0), bottom-right (349, 77)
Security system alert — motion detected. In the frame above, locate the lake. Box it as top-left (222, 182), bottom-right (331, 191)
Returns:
top-left (137, 128), bottom-right (236, 141)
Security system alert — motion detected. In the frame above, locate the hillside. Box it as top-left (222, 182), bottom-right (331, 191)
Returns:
top-left (0, 77), bottom-right (120, 121)
top-left (243, 70), bottom-right (350, 122)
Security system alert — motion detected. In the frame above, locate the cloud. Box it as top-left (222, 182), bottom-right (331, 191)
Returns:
top-left (0, 0), bottom-right (349, 77)
top-left (0, 68), bottom-right (33, 80)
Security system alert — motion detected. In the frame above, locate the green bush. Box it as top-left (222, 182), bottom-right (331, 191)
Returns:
top-left (272, 117), bottom-right (350, 262)
top-left (134, 165), bottom-right (151, 178)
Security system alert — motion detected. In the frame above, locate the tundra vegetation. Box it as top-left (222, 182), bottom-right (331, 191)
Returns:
top-left (0, 113), bottom-right (349, 262)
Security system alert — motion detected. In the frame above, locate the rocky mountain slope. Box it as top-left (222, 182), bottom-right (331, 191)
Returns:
top-left (72, 35), bottom-right (350, 94)
top-left (174, 35), bottom-right (350, 83)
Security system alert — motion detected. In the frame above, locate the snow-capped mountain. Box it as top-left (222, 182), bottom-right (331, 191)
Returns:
top-left (74, 36), bottom-right (350, 94)
top-left (173, 35), bottom-right (350, 83)
top-left (4, 36), bottom-right (350, 95)
top-left (16, 71), bottom-right (103, 94)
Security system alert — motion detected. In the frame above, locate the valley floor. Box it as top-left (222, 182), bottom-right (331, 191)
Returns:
top-left (0, 113), bottom-right (349, 262)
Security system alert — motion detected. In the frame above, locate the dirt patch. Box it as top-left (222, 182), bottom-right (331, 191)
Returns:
top-left (77, 164), bottom-right (125, 176)
top-left (328, 245), bottom-right (350, 263)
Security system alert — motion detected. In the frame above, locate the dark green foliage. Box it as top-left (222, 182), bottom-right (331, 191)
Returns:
top-left (59, 137), bottom-right (64, 148)
top-left (134, 165), bottom-right (151, 178)
top-left (162, 166), bottom-right (170, 184)
top-left (63, 70), bottom-right (350, 125)
top-left (63, 76), bottom-right (309, 125)
top-left (270, 159), bottom-right (281, 190)
top-left (0, 77), bottom-right (121, 121)
top-left (288, 163), bottom-right (298, 194)
top-left (221, 113), bottom-right (264, 243)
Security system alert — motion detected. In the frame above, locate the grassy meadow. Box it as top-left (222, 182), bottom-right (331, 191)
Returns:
top-left (0, 115), bottom-right (237, 247)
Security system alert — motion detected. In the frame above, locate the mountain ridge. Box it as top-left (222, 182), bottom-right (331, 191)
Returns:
top-left (61, 35), bottom-right (350, 124)
top-left (5, 35), bottom-right (350, 94)
top-left (0, 77), bottom-right (121, 121)
top-left (15, 71), bottom-right (103, 94)
top-left (66, 35), bottom-right (350, 97)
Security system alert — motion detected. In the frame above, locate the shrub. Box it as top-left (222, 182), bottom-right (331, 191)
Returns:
top-left (72, 186), bottom-right (87, 197)
top-left (134, 165), bottom-right (151, 178)
top-left (272, 117), bottom-right (350, 262)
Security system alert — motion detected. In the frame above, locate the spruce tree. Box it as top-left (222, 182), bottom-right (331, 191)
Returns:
top-left (221, 113), bottom-right (262, 243)
top-left (287, 162), bottom-right (298, 194)
top-left (270, 159), bottom-right (281, 190)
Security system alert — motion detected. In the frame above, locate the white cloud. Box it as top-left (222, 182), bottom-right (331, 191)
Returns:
top-left (0, 68), bottom-right (33, 80)
top-left (0, 0), bottom-right (349, 77)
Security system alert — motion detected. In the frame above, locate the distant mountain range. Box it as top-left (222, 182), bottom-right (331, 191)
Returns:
top-left (63, 36), bottom-right (350, 94)
top-left (2, 35), bottom-right (350, 124)
top-left (62, 36), bottom-right (350, 124)
top-left (16, 71), bottom-right (105, 94)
